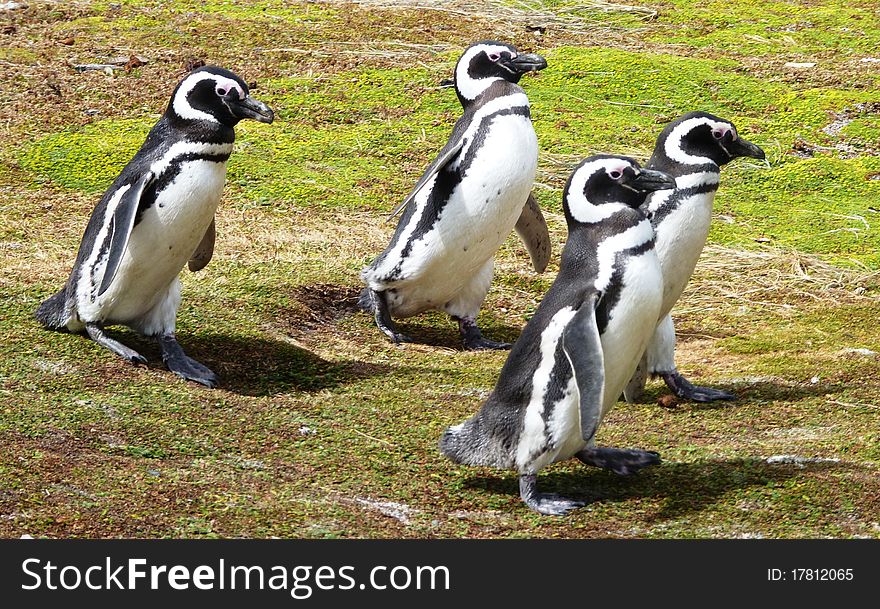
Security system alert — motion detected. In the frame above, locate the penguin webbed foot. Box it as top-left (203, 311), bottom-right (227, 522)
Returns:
top-left (85, 323), bottom-right (147, 365)
top-left (365, 288), bottom-right (413, 345)
top-left (519, 474), bottom-right (584, 516)
top-left (456, 317), bottom-right (512, 351)
top-left (660, 371), bottom-right (735, 403)
top-left (156, 333), bottom-right (218, 388)
top-left (575, 447), bottom-right (661, 476)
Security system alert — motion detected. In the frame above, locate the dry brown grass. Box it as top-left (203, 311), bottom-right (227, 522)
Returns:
top-left (349, 0), bottom-right (658, 34)
top-left (684, 244), bottom-right (880, 315)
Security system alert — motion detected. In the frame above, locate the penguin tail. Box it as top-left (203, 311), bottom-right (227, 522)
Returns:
top-left (356, 287), bottom-right (374, 313)
top-left (439, 415), bottom-right (511, 468)
top-left (439, 422), bottom-right (469, 464)
top-left (35, 289), bottom-right (71, 331)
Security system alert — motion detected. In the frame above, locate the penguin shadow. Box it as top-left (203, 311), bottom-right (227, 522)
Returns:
top-left (394, 312), bottom-right (523, 350)
top-left (108, 329), bottom-right (392, 396)
top-left (465, 457), bottom-right (855, 521)
top-left (183, 333), bottom-right (395, 396)
top-left (633, 379), bottom-right (848, 411)
top-left (733, 379), bottom-right (849, 403)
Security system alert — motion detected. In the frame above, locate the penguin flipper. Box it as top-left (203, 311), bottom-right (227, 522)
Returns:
top-left (514, 191), bottom-right (551, 273)
top-left (98, 171), bottom-right (155, 296)
top-left (188, 217), bottom-right (216, 272)
top-left (561, 293), bottom-right (605, 443)
top-left (386, 134), bottom-right (467, 221)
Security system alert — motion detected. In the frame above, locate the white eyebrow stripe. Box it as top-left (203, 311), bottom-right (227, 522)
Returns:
top-left (664, 117), bottom-right (732, 165)
top-left (172, 72), bottom-right (242, 123)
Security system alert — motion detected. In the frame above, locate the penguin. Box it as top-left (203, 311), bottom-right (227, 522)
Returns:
top-left (360, 41), bottom-right (549, 350)
top-left (623, 111), bottom-right (765, 403)
top-left (35, 65), bottom-right (274, 388)
top-left (440, 155), bottom-right (675, 515)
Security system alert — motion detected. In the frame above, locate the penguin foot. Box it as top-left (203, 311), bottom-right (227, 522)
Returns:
top-left (660, 371), bottom-right (735, 403)
top-left (156, 334), bottom-right (218, 388)
top-left (85, 323), bottom-right (147, 365)
top-left (519, 474), bottom-right (584, 516)
top-left (457, 317), bottom-right (512, 351)
top-left (365, 288), bottom-right (412, 344)
top-left (575, 447), bottom-right (661, 476)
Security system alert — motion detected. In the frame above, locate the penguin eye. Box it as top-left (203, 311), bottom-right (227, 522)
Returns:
top-left (608, 169), bottom-right (623, 180)
top-left (712, 128), bottom-right (728, 140)
top-left (216, 83), bottom-right (242, 99)
top-left (487, 52), bottom-right (502, 62)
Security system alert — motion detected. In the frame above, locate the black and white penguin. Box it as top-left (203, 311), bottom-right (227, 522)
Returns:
top-left (623, 111), bottom-right (765, 403)
top-left (360, 41), bottom-right (549, 350)
top-left (35, 66), bottom-right (274, 388)
top-left (440, 155), bottom-right (675, 515)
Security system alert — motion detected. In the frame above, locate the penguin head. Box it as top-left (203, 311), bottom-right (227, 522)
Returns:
top-left (454, 41), bottom-right (547, 105)
top-left (167, 66), bottom-right (275, 127)
top-left (563, 155), bottom-right (675, 224)
top-left (656, 111), bottom-right (765, 170)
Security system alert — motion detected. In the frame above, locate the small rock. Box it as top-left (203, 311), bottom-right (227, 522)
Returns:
top-left (355, 497), bottom-right (418, 525)
top-left (766, 454), bottom-right (840, 468)
top-left (1, 2), bottom-right (26, 11)
top-left (657, 394), bottom-right (679, 409)
top-left (784, 62), bottom-right (816, 69)
top-left (843, 348), bottom-right (877, 356)
top-left (71, 62), bottom-right (122, 73)
top-left (124, 54), bottom-right (147, 72)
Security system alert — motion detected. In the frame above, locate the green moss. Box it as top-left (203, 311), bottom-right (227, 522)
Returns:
top-left (531, 47), bottom-right (786, 157)
top-left (646, 0), bottom-right (880, 58)
top-left (19, 119), bottom-right (151, 193)
top-left (0, 47), bottom-right (40, 64)
top-left (711, 156), bottom-right (880, 267)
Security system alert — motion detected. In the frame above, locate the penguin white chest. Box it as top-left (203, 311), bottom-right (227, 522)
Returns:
top-left (439, 114), bottom-right (537, 258)
top-left (393, 114), bottom-right (538, 311)
top-left (93, 159), bottom-right (228, 322)
top-left (598, 251), bottom-right (664, 416)
top-left (654, 191), bottom-right (715, 316)
top-left (542, 252), bottom-right (663, 466)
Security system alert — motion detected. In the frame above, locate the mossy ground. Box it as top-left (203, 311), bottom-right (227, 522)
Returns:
top-left (1, 0), bottom-right (879, 538)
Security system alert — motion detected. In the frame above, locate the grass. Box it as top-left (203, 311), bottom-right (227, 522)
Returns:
top-left (1, 0), bottom-right (879, 538)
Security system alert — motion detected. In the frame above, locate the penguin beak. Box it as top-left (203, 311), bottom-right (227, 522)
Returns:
top-left (629, 169), bottom-right (676, 192)
top-left (725, 136), bottom-right (765, 160)
top-left (504, 53), bottom-right (548, 75)
top-left (227, 95), bottom-right (275, 124)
